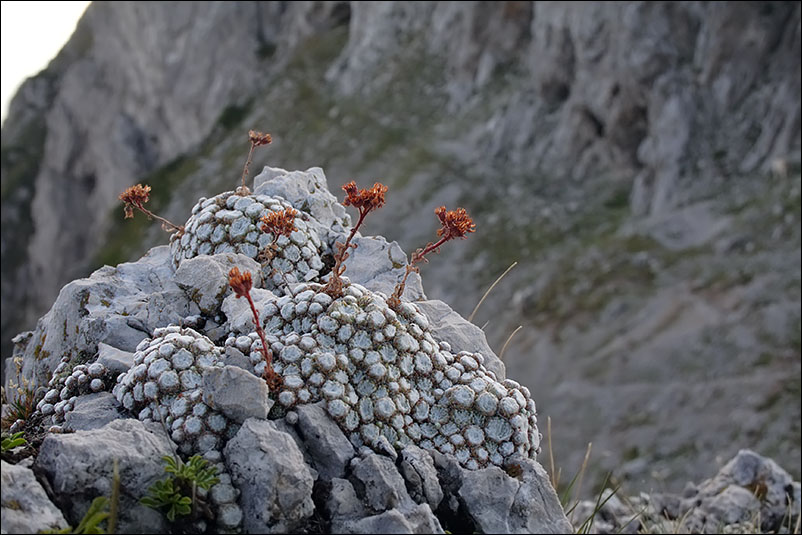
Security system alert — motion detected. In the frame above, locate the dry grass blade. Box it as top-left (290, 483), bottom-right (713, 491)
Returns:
top-left (571, 442), bottom-right (593, 522)
top-left (468, 261), bottom-right (517, 323)
top-left (109, 458), bottom-right (120, 534)
top-left (499, 325), bottom-right (523, 362)
top-left (548, 416), bottom-right (558, 489)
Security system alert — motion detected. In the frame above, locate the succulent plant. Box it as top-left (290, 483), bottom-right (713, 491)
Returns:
top-left (227, 281), bottom-right (541, 469)
top-left (112, 326), bottom-right (236, 458)
top-left (170, 191), bottom-right (327, 294)
top-left (34, 355), bottom-right (119, 432)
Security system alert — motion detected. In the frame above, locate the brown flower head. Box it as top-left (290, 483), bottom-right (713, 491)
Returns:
top-left (342, 181), bottom-right (388, 214)
top-left (435, 206), bottom-right (476, 240)
top-left (228, 267), bottom-right (253, 299)
top-left (260, 207), bottom-right (298, 238)
top-left (119, 184), bottom-right (151, 219)
top-left (248, 130), bottom-right (273, 147)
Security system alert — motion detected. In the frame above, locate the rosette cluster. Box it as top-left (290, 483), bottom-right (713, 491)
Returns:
top-left (33, 355), bottom-right (118, 431)
top-left (170, 191), bottom-right (327, 291)
top-left (227, 281), bottom-right (541, 470)
top-left (112, 326), bottom-right (237, 458)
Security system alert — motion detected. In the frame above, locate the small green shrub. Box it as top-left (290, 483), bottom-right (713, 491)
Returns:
top-left (140, 455), bottom-right (220, 523)
top-left (1, 430), bottom-right (26, 452)
top-left (46, 496), bottom-right (110, 534)
top-left (140, 478), bottom-right (193, 522)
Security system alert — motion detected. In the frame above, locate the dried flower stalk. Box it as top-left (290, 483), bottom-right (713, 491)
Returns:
top-left (238, 130), bottom-right (273, 196)
top-left (119, 184), bottom-right (184, 235)
top-left (388, 205), bottom-right (475, 308)
top-left (228, 267), bottom-right (282, 390)
top-left (323, 181), bottom-right (388, 297)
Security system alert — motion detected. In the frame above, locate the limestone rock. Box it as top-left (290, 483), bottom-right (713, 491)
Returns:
top-left (339, 504), bottom-right (445, 534)
top-left (220, 287), bottom-right (277, 337)
top-left (174, 253), bottom-right (264, 315)
top-left (224, 418), bottom-right (315, 533)
top-left (96, 342), bottom-right (135, 375)
top-left (399, 445), bottom-right (443, 510)
top-left (293, 401), bottom-right (356, 481)
top-left (6, 246), bottom-right (195, 392)
top-left (63, 392), bottom-right (122, 431)
top-left (33, 419), bottom-right (172, 533)
top-left (415, 299), bottom-right (505, 380)
top-left (1, 460), bottom-right (68, 534)
top-left (345, 235), bottom-right (426, 301)
top-left (202, 365), bottom-right (273, 423)
top-left (350, 452), bottom-right (415, 512)
top-left (254, 166), bottom-right (352, 234)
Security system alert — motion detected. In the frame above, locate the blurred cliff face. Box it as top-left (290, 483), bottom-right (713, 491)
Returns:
top-left (1, 1), bottom-right (799, 493)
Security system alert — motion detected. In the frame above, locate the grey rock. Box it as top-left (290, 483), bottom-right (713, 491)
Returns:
top-left (415, 299), bottom-right (505, 380)
top-left (399, 445), bottom-right (443, 509)
top-left (458, 459), bottom-right (572, 534)
top-left (96, 342), bottom-right (135, 375)
top-left (254, 166), bottom-right (351, 233)
top-left (337, 504), bottom-right (445, 534)
top-left (63, 392), bottom-right (121, 431)
top-left (326, 477), bottom-right (366, 521)
top-left (459, 465), bottom-right (520, 533)
top-left (1, 460), bottom-right (68, 534)
top-left (202, 365), bottom-right (273, 423)
top-left (174, 253), bottom-right (263, 315)
top-left (224, 418), bottom-right (315, 533)
top-left (6, 246), bottom-right (195, 392)
top-left (220, 288), bottom-right (278, 335)
top-left (692, 449), bottom-right (802, 533)
top-left (350, 452), bottom-right (414, 513)
top-left (706, 486), bottom-right (761, 525)
top-left (344, 235), bottom-right (426, 301)
top-left (294, 401), bottom-right (356, 480)
top-left (33, 419), bottom-right (171, 533)
top-left (574, 449), bottom-right (802, 534)
top-left (222, 345), bottom-right (252, 371)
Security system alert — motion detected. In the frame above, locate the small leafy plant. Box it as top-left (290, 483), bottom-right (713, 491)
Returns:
top-left (1, 358), bottom-right (38, 431)
top-left (48, 496), bottom-right (111, 534)
top-left (1, 430), bottom-right (26, 452)
top-left (141, 455), bottom-right (220, 523)
top-left (229, 267), bottom-right (282, 390)
top-left (324, 181), bottom-right (388, 298)
top-left (388, 205), bottom-right (476, 308)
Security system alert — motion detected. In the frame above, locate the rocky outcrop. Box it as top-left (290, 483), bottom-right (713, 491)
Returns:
top-left (1, 168), bottom-right (569, 534)
top-left (572, 449), bottom-right (801, 534)
top-left (2, 1), bottom-right (800, 497)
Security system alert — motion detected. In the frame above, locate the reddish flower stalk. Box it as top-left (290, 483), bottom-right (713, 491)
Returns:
top-left (388, 205), bottom-right (475, 308)
top-left (228, 267), bottom-right (282, 390)
top-left (323, 181), bottom-right (388, 297)
top-left (259, 208), bottom-right (299, 295)
top-left (238, 130), bottom-right (273, 195)
top-left (119, 184), bottom-right (184, 235)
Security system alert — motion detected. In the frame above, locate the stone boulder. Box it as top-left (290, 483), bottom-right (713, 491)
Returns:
top-left (1, 460), bottom-right (68, 534)
top-left (33, 419), bottom-right (173, 533)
